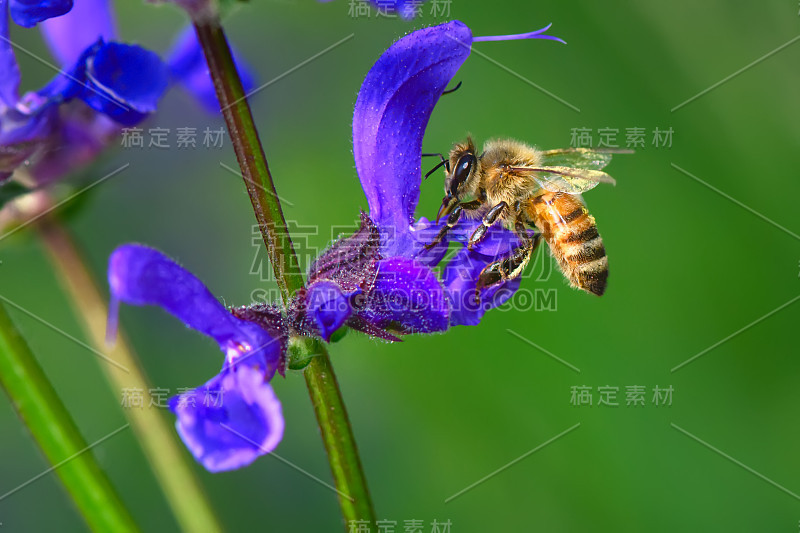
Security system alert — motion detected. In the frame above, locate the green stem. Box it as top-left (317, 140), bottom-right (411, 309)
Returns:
top-left (302, 338), bottom-right (376, 521)
top-left (0, 302), bottom-right (139, 532)
top-left (192, 17), bottom-right (377, 529)
top-left (36, 216), bottom-right (224, 533)
top-left (193, 18), bottom-right (302, 303)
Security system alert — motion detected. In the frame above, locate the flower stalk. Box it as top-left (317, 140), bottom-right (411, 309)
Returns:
top-left (192, 16), bottom-right (377, 528)
top-left (36, 214), bottom-right (224, 533)
top-left (0, 300), bottom-right (138, 532)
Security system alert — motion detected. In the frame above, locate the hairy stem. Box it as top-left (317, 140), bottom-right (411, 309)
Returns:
top-left (36, 216), bottom-right (224, 533)
top-left (193, 16), bottom-right (376, 529)
top-left (0, 301), bottom-right (138, 532)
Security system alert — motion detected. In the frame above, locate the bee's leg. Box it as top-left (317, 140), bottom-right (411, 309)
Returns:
top-left (467, 201), bottom-right (508, 251)
top-left (475, 223), bottom-right (542, 297)
top-left (424, 199), bottom-right (482, 250)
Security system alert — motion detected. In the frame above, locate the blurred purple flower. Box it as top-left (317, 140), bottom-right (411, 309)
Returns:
top-left (302, 20), bottom-right (564, 336)
top-left (10, 0), bottom-right (71, 28)
top-left (0, 0), bottom-right (168, 182)
top-left (0, 0), bottom-right (255, 185)
top-left (166, 25), bottom-right (256, 114)
top-left (108, 244), bottom-right (286, 472)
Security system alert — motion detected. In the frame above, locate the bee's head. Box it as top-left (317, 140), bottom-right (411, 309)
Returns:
top-left (438, 137), bottom-right (479, 222)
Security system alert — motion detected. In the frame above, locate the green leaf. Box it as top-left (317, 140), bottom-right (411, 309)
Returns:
top-left (0, 303), bottom-right (140, 532)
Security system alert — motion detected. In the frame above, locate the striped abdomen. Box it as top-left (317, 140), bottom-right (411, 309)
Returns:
top-left (526, 192), bottom-right (608, 296)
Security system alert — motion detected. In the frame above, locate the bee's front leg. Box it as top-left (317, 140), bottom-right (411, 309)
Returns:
top-left (475, 222), bottom-right (541, 299)
top-left (424, 199), bottom-right (482, 250)
top-left (467, 201), bottom-right (508, 251)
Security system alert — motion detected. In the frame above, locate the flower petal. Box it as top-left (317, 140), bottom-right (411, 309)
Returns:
top-left (39, 0), bottom-right (115, 67)
top-left (169, 366), bottom-right (283, 473)
top-left (166, 25), bottom-right (256, 114)
top-left (357, 256), bottom-right (449, 334)
top-left (9, 0), bottom-right (72, 28)
top-left (447, 217), bottom-right (530, 258)
top-left (0, 0), bottom-right (20, 108)
top-left (408, 216), bottom-right (450, 267)
top-left (352, 20), bottom-right (472, 255)
top-left (305, 280), bottom-right (355, 342)
top-left (79, 42), bottom-right (169, 126)
top-left (108, 244), bottom-right (282, 378)
top-left (442, 243), bottom-right (521, 327)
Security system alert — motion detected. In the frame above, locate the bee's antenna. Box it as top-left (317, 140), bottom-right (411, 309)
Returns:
top-left (422, 153), bottom-right (450, 179)
top-left (441, 81), bottom-right (462, 95)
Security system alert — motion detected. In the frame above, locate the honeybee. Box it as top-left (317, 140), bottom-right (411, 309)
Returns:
top-left (424, 138), bottom-right (629, 296)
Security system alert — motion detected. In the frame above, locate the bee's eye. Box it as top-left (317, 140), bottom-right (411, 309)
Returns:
top-left (448, 153), bottom-right (476, 196)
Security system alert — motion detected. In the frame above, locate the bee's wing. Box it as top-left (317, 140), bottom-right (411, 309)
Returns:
top-left (510, 165), bottom-right (616, 194)
top-left (539, 147), bottom-right (632, 171)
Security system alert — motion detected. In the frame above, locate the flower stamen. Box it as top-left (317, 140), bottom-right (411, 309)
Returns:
top-left (473, 23), bottom-right (566, 44)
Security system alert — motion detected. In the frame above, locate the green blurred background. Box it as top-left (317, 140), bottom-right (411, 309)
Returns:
top-left (2, 0), bottom-right (800, 531)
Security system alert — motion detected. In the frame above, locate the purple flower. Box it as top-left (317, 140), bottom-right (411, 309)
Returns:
top-left (0, 0), bottom-right (255, 184)
top-left (102, 20), bottom-right (563, 469)
top-left (303, 21), bottom-right (564, 335)
top-left (108, 244), bottom-right (285, 472)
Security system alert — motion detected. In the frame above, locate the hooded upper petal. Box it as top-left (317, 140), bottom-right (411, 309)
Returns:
top-left (108, 244), bottom-right (283, 378)
top-left (9, 0), bottom-right (71, 28)
top-left (39, 0), bottom-right (115, 67)
top-left (169, 365), bottom-right (284, 473)
top-left (353, 20), bottom-right (472, 256)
